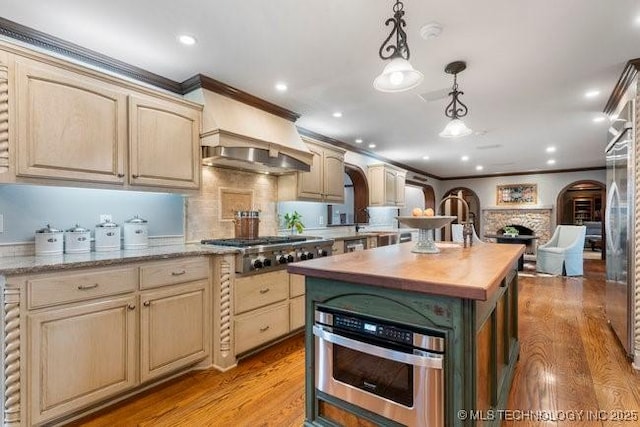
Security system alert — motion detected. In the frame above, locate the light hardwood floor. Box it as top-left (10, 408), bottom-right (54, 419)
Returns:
top-left (73, 259), bottom-right (640, 426)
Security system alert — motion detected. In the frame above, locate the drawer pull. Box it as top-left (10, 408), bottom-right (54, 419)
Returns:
top-left (127, 304), bottom-right (136, 310)
top-left (259, 325), bottom-right (270, 332)
top-left (117, 173), bottom-right (125, 178)
top-left (132, 174), bottom-right (139, 178)
top-left (143, 301), bottom-right (150, 307)
top-left (171, 270), bottom-right (186, 276)
top-left (259, 287), bottom-right (270, 294)
top-left (77, 283), bottom-right (99, 290)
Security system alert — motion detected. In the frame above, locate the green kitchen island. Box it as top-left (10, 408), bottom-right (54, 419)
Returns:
top-left (288, 241), bottom-right (524, 427)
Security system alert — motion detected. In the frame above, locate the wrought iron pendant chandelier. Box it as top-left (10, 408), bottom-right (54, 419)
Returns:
top-left (439, 61), bottom-right (472, 138)
top-left (373, 0), bottom-right (423, 93)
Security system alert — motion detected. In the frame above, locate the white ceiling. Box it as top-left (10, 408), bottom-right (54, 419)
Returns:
top-left (3, 0), bottom-right (639, 178)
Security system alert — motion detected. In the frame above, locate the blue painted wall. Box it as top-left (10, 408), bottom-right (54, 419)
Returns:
top-left (0, 185), bottom-right (184, 243)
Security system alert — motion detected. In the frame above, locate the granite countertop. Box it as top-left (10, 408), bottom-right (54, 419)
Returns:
top-left (0, 244), bottom-right (239, 276)
top-left (287, 242), bottom-right (524, 301)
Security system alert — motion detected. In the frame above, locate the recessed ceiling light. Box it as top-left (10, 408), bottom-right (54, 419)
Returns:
top-left (635, 15), bottom-right (640, 25)
top-left (422, 155), bottom-right (430, 160)
top-left (584, 90), bottom-right (600, 98)
top-left (461, 155), bottom-right (469, 162)
top-left (547, 159), bottom-right (556, 165)
top-left (178, 34), bottom-right (197, 45)
top-left (368, 143), bottom-right (376, 148)
top-left (332, 112), bottom-right (343, 118)
top-left (275, 82), bottom-right (288, 92)
top-left (475, 165), bottom-right (483, 171)
top-left (546, 146), bottom-right (556, 153)
top-left (355, 138), bottom-right (363, 143)
top-left (593, 116), bottom-right (606, 123)
top-left (264, 171), bottom-right (270, 175)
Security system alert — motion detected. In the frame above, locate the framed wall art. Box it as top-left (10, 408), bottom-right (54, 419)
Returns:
top-left (496, 184), bottom-right (537, 205)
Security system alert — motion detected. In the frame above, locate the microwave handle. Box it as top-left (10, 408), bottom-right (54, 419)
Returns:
top-left (313, 325), bottom-right (443, 369)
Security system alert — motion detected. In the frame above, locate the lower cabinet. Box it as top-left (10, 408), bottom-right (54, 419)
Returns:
top-left (289, 273), bottom-right (306, 330)
top-left (15, 256), bottom-right (212, 425)
top-left (28, 296), bottom-right (137, 425)
top-left (234, 302), bottom-right (290, 354)
top-left (140, 281), bottom-right (210, 382)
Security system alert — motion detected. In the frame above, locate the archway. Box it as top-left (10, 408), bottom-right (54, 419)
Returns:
top-left (441, 187), bottom-right (481, 240)
top-left (405, 179), bottom-right (436, 211)
top-left (556, 180), bottom-right (605, 259)
top-left (345, 164), bottom-right (369, 224)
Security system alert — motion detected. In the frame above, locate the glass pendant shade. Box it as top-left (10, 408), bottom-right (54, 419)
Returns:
top-left (439, 118), bottom-right (473, 138)
top-left (373, 57), bottom-right (424, 92)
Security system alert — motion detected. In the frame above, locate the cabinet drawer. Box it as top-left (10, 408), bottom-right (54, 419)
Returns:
top-left (234, 270), bottom-right (289, 314)
top-left (290, 273), bottom-right (305, 297)
top-left (234, 302), bottom-right (290, 354)
top-left (27, 267), bottom-right (137, 309)
top-left (140, 257), bottom-right (209, 289)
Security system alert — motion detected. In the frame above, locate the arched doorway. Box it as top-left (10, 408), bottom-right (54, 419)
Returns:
top-left (441, 187), bottom-right (481, 240)
top-left (345, 164), bottom-right (369, 224)
top-left (556, 180), bottom-right (605, 259)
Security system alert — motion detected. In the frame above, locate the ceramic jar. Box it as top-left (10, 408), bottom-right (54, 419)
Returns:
top-left (123, 215), bottom-right (148, 249)
top-left (64, 224), bottom-right (91, 253)
top-left (95, 220), bottom-right (121, 252)
top-left (35, 224), bottom-right (64, 256)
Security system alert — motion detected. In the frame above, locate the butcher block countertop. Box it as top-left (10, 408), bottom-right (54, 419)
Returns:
top-left (288, 241), bottom-right (524, 301)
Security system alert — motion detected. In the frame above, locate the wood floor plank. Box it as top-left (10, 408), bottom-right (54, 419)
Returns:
top-left (73, 260), bottom-right (640, 426)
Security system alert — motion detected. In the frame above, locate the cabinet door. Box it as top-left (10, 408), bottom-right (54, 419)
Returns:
top-left (323, 150), bottom-right (345, 202)
top-left (16, 58), bottom-right (127, 183)
top-left (28, 296), bottom-right (137, 424)
top-left (297, 144), bottom-right (323, 200)
top-left (384, 169), bottom-right (396, 205)
top-left (395, 172), bottom-right (406, 206)
top-left (129, 95), bottom-right (201, 189)
top-left (140, 281), bottom-right (210, 382)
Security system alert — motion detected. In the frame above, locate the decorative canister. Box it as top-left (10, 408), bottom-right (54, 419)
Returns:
top-left (95, 220), bottom-right (121, 252)
top-left (124, 215), bottom-right (148, 250)
top-left (234, 211), bottom-right (260, 239)
top-left (64, 224), bottom-right (91, 253)
top-left (35, 224), bottom-right (64, 256)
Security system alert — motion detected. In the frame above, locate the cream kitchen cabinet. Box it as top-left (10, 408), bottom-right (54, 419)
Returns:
top-left (15, 57), bottom-right (128, 184)
top-left (140, 281), bottom-right (209, 382)
top-left (289, 273), bottom-right (305, 330)
top-left (129, 95), bottom-right (200, 189)
top-left (278, 139), bottom-right (345, 203)
top-left (367, 164), bottom-right (406, 207)
top-left (233, 270), bottom-right (290, 354)
top-left (11, 51), bottom-right (201, 190)
top-left (8, 256), bottom-right (212, 426)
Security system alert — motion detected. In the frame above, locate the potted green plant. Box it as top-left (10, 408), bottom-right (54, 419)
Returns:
top-left (503, 226), bottom-right (519, 237)
top-left (284, 211), bottom-right (305, 234)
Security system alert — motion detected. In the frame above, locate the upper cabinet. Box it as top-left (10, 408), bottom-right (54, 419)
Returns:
top-left (278, 138), bottom-right (345, 203)
top-left (15, 58), bottom-right (128, 184)
top-left (368, 164), bottom-right (406, 207)
top-left (8, 48), bottom-right (202, 191)
top-left (129, 95), bottom-right (200, 189)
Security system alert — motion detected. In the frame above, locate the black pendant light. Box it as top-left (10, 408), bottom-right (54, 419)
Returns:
top-left (439, 61), bottom-right (473, 138)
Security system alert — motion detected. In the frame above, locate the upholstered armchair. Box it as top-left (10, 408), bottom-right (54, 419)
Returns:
top-left (451, 224), bottom-right (484, 245)
top-left (536, 225), bottom-right (586, 276)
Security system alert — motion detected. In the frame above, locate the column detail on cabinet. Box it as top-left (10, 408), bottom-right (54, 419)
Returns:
top-left (212, 255), bottom-right (237, 371)
top-left (3, 281), bottom-right (21, 426)
top-left (0, 63), bottom-right (9, 174)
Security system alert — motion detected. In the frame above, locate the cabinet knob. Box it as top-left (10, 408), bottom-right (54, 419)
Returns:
top-left (117, 173), bottom-right (125, 178)
top-left (143, 301), bottom-right (150, 307)
top-left (132, 174), bottom-right (139, 178)
top-left (127, 304), bottom-right (136, 310)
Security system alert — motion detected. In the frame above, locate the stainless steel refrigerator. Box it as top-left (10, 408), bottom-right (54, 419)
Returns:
top-left (605, 99), bottom-right (635, 357)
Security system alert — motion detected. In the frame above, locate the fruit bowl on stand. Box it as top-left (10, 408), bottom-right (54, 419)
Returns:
top-left (395, 216), bottom-right (457, 253)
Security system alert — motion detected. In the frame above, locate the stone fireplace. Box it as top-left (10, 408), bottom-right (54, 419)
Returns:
top-left (482, 207), bottom-right (553, 245)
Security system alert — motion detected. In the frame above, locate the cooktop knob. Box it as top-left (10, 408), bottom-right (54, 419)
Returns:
top-left (263, 258), bottom-right (272, 267)
top-left (287, 254), bottom-right (295, 263)
top-left (253, 259), bottom-right (263, 269)
top-left (278, 255), bottom-right (287, 264)
top-left (319, 249), bottom-right (328, 257)
top-left (300, 253), bottom-right (308, 260)
top-left (307, 252), bottom-right (314, 259)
